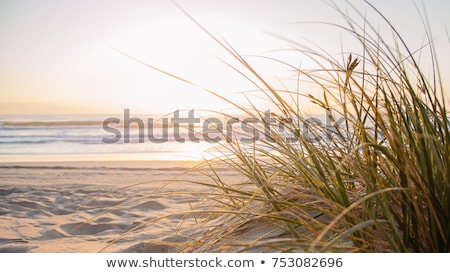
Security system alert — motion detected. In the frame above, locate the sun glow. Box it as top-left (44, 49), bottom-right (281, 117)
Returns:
top-left (1, 0), bottom-right (449, 116)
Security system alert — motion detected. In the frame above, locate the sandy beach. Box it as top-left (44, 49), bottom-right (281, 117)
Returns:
top-left (0, 160), bottom-right (236, 253)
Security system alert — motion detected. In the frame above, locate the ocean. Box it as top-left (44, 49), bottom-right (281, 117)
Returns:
top-left (0, 114), bottom-right (214, 162)
top-left (0, 112), bottom-right (342, 162)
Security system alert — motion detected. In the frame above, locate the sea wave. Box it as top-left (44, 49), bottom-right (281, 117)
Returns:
top-left (0, 120), bottom-right (103, 127)
top-left (0, 164), bottom-right (189, 172)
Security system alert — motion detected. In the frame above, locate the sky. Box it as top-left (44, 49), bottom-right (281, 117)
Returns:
top-left (0, 0), bottom-right (449, 115)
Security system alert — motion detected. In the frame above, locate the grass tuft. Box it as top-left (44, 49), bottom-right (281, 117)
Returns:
top-left (171, 1), bottom-right (450, 253)
top-left (116, 1), bottom-right (449, 252)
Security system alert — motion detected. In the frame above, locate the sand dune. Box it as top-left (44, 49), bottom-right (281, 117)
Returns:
top-left (0, 160), bottom-right (226, 253)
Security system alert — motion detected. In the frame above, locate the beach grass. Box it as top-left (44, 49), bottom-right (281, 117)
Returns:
top-left (110, 1), bottom-right (450, 252)
top-left (159, 1), bottom-right (450, 253)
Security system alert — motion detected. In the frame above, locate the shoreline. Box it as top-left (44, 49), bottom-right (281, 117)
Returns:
top-left (0, 153), bottom-right (206, 164)
top-left (0, 159), bottom-right (202, 171)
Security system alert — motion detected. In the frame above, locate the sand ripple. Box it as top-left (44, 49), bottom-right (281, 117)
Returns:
top-left (0, 183), bottom-right (203, 252)
top-left (0, 161), bottom-right (238, 252)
